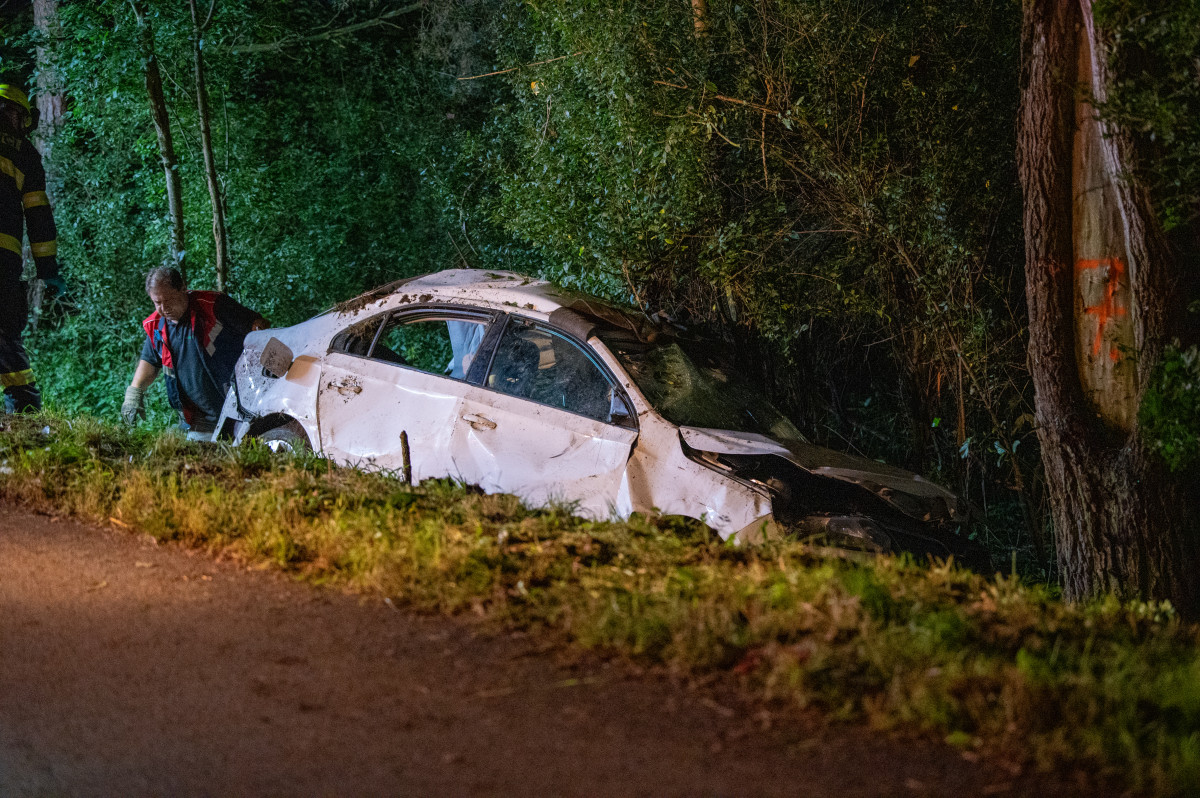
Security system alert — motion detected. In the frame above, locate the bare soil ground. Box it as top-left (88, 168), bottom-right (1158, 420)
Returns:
top-left (1, 506), bottom-right (1111, 797)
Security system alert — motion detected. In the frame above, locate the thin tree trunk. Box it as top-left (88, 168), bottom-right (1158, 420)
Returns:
top-left (191, 0), bottom-right (228, 292)
top-left (1017, 0), bottom-right (1200, 616)
top-left (28, 0), bottom-right (65, 329)
top-left (131, 0), bottom-right (186, 278)
top-left (31, 0), bottom-right (65, 161)
top-left (691, 0), bottom-right (707, 36)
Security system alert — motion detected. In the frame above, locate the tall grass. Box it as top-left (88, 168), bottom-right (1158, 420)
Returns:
top-left (2, 414), bottom-right (1198, 795)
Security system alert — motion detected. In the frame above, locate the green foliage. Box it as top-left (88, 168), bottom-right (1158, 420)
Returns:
top-left (380, 319), bottom-right (453, 373)
top-left (3, 414), bottom-right (1200, 795)
top-left (421, 0), bottom-right (1036, 557)
top-left (19, 0), bottom-right (459, 417)
top-left (1140, 341), bottom-right (1200, 472)
top-left (7, 0), bottom-right (1039, 565)
top-left (1095, 0), bottom-right (1200, 233)
top-left (1094, 3), bottom-right (1200, 478)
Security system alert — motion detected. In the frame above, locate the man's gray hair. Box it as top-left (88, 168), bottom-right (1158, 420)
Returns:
top-left (145, 266), bottom-right (185, 293)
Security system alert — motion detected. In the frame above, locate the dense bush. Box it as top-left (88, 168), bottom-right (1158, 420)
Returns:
top-left (10, 0), bottom-right (459, 418)
top-left (1141, 341), bottom-right (1200, 472)
top-left (0, 0), bottom-right (1040, 561)
top-left (1095, 0), bottom-right (1200, 474)
top-left (398, 0), bottom-right (1039, 558)
top-left (1095, 0), bottom-right (1200, 234)
top-left (19, 0), bottom-right (1199, 569)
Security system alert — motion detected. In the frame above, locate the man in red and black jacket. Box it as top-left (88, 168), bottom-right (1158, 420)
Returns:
top-left (122, 267), bottom-right (268, 438)
top-left (0, 83), bottom-right (65, 413)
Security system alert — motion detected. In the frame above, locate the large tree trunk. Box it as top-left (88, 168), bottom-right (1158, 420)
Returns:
top-left (191, 0), bottom-right (229, 292)
top-left (131, 0), bottom-right (187, 277)
top-left (1017, 0), bottom-right (1200, 615)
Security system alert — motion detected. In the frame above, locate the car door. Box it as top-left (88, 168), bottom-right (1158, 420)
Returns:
top-left (450, 316), bottom-right (639, 519)
top-left (317, 308), bottom-right (493, 480)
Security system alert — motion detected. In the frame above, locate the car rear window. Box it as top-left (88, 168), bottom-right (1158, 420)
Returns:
top-left (331, 309), bottom-right (491, 382)
top-left (372, 315), bottom-right (487, 379)
top-left (330, 315), bottom-right (385, 356)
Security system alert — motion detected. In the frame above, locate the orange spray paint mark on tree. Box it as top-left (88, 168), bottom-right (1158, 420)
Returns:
top-left (1077, 257), bottom-right (1128, 362)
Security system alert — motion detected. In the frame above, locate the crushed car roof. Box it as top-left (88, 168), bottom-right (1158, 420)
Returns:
top-left (335, 270), bottom-right (563, 317)
top-left (333, 269), bottom-right (670, 344)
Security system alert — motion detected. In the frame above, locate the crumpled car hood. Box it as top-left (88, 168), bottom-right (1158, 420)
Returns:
top-left (678, 426), bottom-right (958, 508)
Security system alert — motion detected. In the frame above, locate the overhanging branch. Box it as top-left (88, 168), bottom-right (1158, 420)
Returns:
top-left (231, 2), bottom-right (423, 55)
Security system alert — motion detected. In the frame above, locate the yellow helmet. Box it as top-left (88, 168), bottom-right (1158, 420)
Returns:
top-left (0, 84), bottom-right (33, 131)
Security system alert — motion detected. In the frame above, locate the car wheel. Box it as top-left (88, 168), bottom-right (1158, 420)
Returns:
top-left (260, 421), bottom-right (311, 454)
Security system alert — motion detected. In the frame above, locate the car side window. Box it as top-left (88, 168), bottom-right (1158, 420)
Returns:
top-left (486, 318), bottom-right (634, 426)
top-left (330, 314), bottom-right (385, 356)
top-left (370, 314), bottom-right (488, 380)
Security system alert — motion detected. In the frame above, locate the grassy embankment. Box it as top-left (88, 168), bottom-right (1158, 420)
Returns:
top-left (2, 415), bottom-right (1198, 794)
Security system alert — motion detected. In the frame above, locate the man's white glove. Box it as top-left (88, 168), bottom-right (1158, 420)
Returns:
top-left (121, 385), bottom-right (146, 425)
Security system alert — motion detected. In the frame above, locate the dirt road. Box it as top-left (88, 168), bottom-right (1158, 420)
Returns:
top-left (0, 507), bottom-right (1103, 797)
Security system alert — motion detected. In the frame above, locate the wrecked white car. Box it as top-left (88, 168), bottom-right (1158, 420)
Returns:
top-left (215, 269), bottom-right (985, 566)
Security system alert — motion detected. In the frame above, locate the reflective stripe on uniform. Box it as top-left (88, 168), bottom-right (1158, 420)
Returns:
top-left (0, 155), bottom-right (25, 192)
top-left (0, 232), bottom-right (20, 255)
top-left (205, 319), bottom-right (223, 356)
top-left (30, 240), bottom-right (56, 258)
top-left (22, 190), bottom-right (49, 209)
top-left (0, 368), bottom-right (35, 387)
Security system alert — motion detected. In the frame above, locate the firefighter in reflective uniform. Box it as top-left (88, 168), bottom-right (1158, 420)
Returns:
top-left (0, 83), bottom-right (64, 413)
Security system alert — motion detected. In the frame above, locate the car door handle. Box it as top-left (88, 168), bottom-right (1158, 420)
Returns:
top-left (461, 413), bottom-right (497, 431)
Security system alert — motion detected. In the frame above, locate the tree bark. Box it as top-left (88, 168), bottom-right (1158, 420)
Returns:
top-left (31, 0), bottom-right (65, 161)
top-left (131, 0), bottom-right (186, 278)
top-left (191, 0), bottom-right (229, 292)
top-left (691, 0), bottom-right (707, 36)
top-left (28, 0), bottom-right (65, 329)
top-left (1018, 0), bottom-right (1200, 616)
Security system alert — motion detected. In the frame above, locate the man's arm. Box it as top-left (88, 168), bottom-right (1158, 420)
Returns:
top-left (20, 144), bottom-right (60, 283)
top-left (122, 359), bottom-right (160, 424)
top-left (216, 293), bottom-right (269, 334)
top-left (130, 359), bottom-right (160, 389)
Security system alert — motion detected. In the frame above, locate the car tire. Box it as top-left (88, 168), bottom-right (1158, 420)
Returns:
top-left (260, 421), bottom-right (311, 454)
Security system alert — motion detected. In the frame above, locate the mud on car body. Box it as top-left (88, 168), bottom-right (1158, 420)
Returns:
top-left (215, 269), bottom-right (987, 569)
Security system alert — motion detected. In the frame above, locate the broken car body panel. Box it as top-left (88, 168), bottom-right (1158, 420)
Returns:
top-left (677, 426), bottom-right (959, 523)
top-left (451, 384), bottom-right (638, 519)
top-left (316, 351), bottom-right (464, 480)
top-left (215, 269), bottom-right (980, 566)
